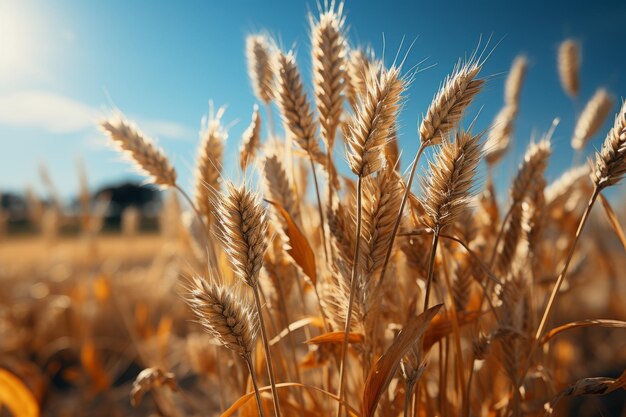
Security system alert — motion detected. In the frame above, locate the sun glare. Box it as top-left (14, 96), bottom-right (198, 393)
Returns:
top-left (0, 2), bottom-right (39, 83)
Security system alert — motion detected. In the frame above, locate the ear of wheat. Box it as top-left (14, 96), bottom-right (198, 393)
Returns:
top-left (311, 4), bottom-right (347, 149)
top-left (273, 49), bottom-right (321, 156)
top-left (240, 105), bottom-right (262, 171)
top-left (216, 182), bottom-right (268, 288)
top-left (187, 276), bottom-right (258, 358)
top-left (571, 88), bottom-right (614, 150)
top-left (422, 130), bottom-right (483, 231)
top-left (345, 65), bottom-right (404, 177)
top-left (247, 34), bottom-right (274, 104)
top-left (591, 100), bottom-right (626, 189)
top-left (100, 116), bottom-right (177, 188)
top-left (419, 58), bottom-right (484, 146)
top-left (558, 39), bottom-right (580, 98)
top-left (196, 106), bottom-right (226, 222)
top-left (504, 55), bottom-right (527, 107)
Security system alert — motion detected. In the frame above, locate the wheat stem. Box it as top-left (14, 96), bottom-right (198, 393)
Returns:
top-left (336, 176), bottom-right (363, 417)
top-left (175, 184), bottom-right (219, 268)
top-left (378, 142), bottom-right (427, 291)
top-left (274, 274), bottom-right (305, 405)
top-left (514, 186), bottom-right (599, 403)
top-left (252, 285), bottom-right (282, 417)
top-left (245, 356), bottom-right (267, 417)
top-left (404, 379), bottom-right (416, 417)
top-left (535, 186), bottom-right (599, 344)
top-left (309, 156), bottom-right (329, 262)
top-left (423, 227), bottom-right (440, 312)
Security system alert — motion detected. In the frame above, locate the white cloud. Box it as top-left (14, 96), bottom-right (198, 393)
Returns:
top-left (0, 90), bottom-right (193, 139)
top-left (0, 90), bottom-right (97, 133)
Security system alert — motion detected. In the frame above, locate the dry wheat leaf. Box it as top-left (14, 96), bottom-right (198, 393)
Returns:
top-left (362, 304), bottom-right (442, 417)
top-left (0, 368), bottom-right (39, 417)
top-left (598, 193), bottom-right (626, 253)
top-left (424, 309), bottom-right (484, 351)
top-left (540, 319), bottom-right (626, 345)
top-left (546, 369), bottom-right (626, 415)
top-left (265, 199), bottom-right (317, 284)
top-left (130, 368), bottom-right (178, 407)
top-left (270, 316), bottom-right (326, 346)
top-left (306, 331), bottom-right (365, 345)
top-left (221, 382), bottom-right (359, 417)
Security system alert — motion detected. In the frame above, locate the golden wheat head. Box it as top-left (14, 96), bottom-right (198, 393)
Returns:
top-left (558, 39), bottom-right (580, 98)
top-left (345, 65), bottom-right (404, 177)
top-left (311, 3), bottom-right (347, 148)
top-left (187, 277), bottom-right (258, 358)
top-left (571, 88), bottom-right (614, 150)
top-left (273, 49), bottom-right (321, 156)
top-left (239, 105), bottom-right (262, 171)
top-left (419, 57), bottom-right (484, 146)
top-left (591, 100), bottom-right (626, 189)
top-left (422, 130), bottom-right (483, 231)
top-left (246, 34), bottom-right (274, 104)
top-left (195, 106), bottom-right (226, 222)
top-left (100, 116), bottom-right (177, 188)
top-left (216, 182), bottom-right (269, 287)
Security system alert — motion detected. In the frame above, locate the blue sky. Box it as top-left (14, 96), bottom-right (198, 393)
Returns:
top-left (1, 0), bottom-right (625, 199)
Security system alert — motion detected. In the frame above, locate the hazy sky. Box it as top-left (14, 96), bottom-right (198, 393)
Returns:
top-left (1, 0), bottom-right (625, 199)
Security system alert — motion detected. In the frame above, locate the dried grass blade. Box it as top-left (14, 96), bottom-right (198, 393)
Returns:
top-left (361, 304), bottom-right (442, 417)
top-left (545, 370), bottom-right (626, 416)
top-left (540, 319), bottom-right (626, 346)
top-left (598, 193), bottom-right (626, 253)
top-left (306, 331), bottom-right (365, 345)
top-left (266, 199), bottom-right (317, 285)
top-left (221, 382), bottom-right (360, 417)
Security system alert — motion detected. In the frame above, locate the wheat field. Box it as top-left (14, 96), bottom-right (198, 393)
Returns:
top-left (1, 3), bottom-right (626, 417)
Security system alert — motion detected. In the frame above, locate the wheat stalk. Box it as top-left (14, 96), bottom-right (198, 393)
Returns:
top-left (378, 54), bottom-right (485, 298)
top-left (337, 63), bottom-right (404, 417)
top-left (421, 130), bottom-right (483, 309)
top-left (522, 102), bottom-right (626, 399)
top-left (215, 181), bottom-right (281, 417)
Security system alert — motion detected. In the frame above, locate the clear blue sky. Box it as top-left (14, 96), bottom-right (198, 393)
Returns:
top-left (1, 0), bottom-right (625, 199)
